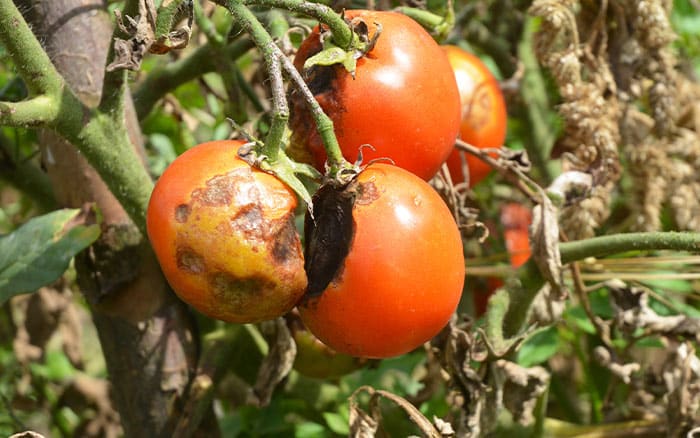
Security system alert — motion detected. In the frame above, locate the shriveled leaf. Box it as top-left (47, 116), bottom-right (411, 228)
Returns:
top-left (493, 360), bottom-right (550, 426)
top-left (530, 193), bottom-right (567, 299)
top-left (250, 317), bottom-right (296, 407)
top-left (0, 208), bottom-right (100, 304)
top-left (349, 385), bottom-right (448, 438)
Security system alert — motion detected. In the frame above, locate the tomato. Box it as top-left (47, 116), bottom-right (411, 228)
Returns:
top-left (289, 10), bottom-right (461, 181)
top-left (299, 163), bottom-right (465, 358)
top-left (443, 45), bottom-right (507, 187)
top-left (473, 203), bottom-right (531, 316)
top-left (146, 140), bottom-right (307, 323)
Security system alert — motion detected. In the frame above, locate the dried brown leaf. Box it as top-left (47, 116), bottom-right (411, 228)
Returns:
top-left (250, 317), bottom-right (296, 407)
top-left (530, 193), bottom-right (567, 299)
top-left (493, 360), bottom-right (550, 426)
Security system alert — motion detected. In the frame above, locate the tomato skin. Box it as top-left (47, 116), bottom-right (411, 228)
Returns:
top-left (299, 164), bottom-right (465, 358)
top-left (290, 10), bottom-right (461, 181)
top-left (443, 45), bottom-right (507, 186)
top-left (146, 140), bottom-right (307, 323)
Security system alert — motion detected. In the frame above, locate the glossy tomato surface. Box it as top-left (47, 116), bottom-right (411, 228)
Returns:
top-left (299, 164), bottom-right (465, 358)
top-left (146, 140), bottom-right (307, 323)
top-left (290, 10), bottom-right (461, 180)
top-left (443, 45), bottom-right (507, 186)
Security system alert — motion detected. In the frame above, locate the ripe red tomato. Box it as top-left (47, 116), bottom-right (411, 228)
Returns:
top-left (146, 140), bottom-right (307, 323)
top-left (473, 203), bottom-right (531, 316)
top-left (443, 45), bottom-right (507, 186)
top-left (289, 10), bottom-right (461, 181)
top-left (299, 163), bottom-right (465, 358)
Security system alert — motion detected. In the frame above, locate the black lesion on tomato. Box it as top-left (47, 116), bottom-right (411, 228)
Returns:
top-left (302, 181), bottom-right (357, 301)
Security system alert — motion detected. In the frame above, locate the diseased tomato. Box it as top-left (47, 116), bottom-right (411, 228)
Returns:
top-left (146, 140), bottom-right (307, 323)
top-left (299, 163), bottom-right (465, 358)
top-left (289, 10), bottom-right (461, 180)
top-left (443, 45), bottom-right (507, 187)
top-left (473, 203), bottom-right (531, 316)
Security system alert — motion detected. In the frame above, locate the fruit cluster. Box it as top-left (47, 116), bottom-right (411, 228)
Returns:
top-left (146, 10), bottom-right (509, 360)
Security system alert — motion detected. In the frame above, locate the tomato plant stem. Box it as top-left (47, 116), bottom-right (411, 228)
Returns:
top-left (560, 232), bottom-right (700, 264)
top-left (395, 7), bottom-right (453, 40)
top-left (220, 0), bottom-right (349, 180)
top-left (500, 231), bottom-right (700, 338)
top-left (241, 0), bottom-right (354, 48)
top-left (0, 0), bottom-right (154, 234)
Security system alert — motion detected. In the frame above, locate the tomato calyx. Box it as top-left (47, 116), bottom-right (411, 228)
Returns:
top-left (237, 139), bottom-right (321, 207)
top-left (302, 16), bottom-right (381, 77)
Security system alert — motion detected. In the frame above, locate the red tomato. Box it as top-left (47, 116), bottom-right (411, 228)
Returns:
top-left (289, 10), bottom-right (461, 180)
top-left (473, 203), bottom-right (531, 316)
top-left (146, 140), bottom-right (307, 323)
top-left (299, 164), bottom-right (465, 358)
top-left (443, 45), bottom-right (507, 186)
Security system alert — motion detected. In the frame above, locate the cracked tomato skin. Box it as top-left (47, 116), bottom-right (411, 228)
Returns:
top-left (299, 163), bottom-right (465, 358)
top-left (290, 10), bottom-right (461, 181)
top-left (146, 140), bottom-right (307, 323)
top-left (443, 45), bottom-right (507, 187)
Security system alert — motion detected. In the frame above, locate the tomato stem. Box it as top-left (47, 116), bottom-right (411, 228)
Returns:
top-left (498, 231), bottom-right (700, 339)
top-left (240, 0), bottom-right (354, 48)
top-left (395, 7), bottom-right (453, 41)
top-left (215, 0), bottom-right (356, 182)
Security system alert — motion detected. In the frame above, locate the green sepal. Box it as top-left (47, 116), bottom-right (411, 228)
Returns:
top-left (303, 45), bottom-right (358, 76)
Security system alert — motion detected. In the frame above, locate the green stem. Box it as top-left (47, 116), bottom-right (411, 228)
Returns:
top-left (0, 0), bottom-right (62, 96)
top-left (395, 7), bottom-right (452, 40)
top-left (99, 0), bottom-right (139, 119)
top-left (224, 0), bottom-right (287, 160)
top-left (241, 0), bottom-right (353, 48)
top-left (501, 231), bottom-right (700, 338)
top-left (0, 96), bottom-right (59, 127)
top-left (0, 0), bottom-right (154, 233)
top-left (559, 232), bottom-right (700, 264)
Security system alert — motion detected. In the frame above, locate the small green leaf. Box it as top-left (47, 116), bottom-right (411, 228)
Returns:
top-left (517, 326), bottom-right (559, 367)
top-left (303, 46), bottom-right (358, 76)
top-left (295, 421), bottom-right (326, 438)
top-left (0, 208), bottom-right (101, 303)
top-left (323, 411), bottom-right (349, 435)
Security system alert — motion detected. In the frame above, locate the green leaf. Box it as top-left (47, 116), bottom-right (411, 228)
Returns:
top-left (0, 208), bottom-right (100, 303)
top-left (517, 326), bottom-right (559, 367)
top-left (323, 411), bottom-right (349, 435)
top-left (295, 421), bottom-right (327, 438)
top-left (303, 46), bottom-right (357, 75)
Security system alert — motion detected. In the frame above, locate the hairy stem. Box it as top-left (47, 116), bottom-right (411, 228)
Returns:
top-left (0, 0), bottom-right (62, 95)
top-left (0, 0), bottom-right (154, 233)
top-left (501, 231), bottom-right (700, 337)
top-left (223, 0), bottom-right (354, 48)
